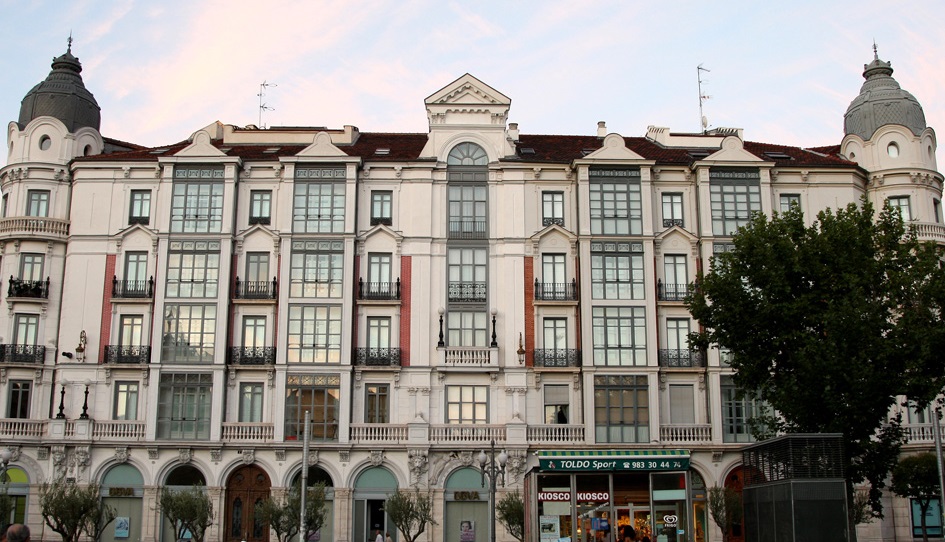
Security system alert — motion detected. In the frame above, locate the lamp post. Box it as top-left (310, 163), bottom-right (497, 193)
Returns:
top-left (478, 440), bottom-right (508, 542)
top-left (0, 448), bottom-right (11, 480)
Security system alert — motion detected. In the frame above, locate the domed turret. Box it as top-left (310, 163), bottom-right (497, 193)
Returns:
top-left (843, 47), bottom-right (926, 141)
top-left (17, 39), bottom-right (101, 133)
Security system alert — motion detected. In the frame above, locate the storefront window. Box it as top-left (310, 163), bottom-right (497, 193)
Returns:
top-left (538, 475), bottom-right (573, 542)
top-left (576, 475), bottom-right (611, 542)
top-left (651, 472), bottom-right (689, 542)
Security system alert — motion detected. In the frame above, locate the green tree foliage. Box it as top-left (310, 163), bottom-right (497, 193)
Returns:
top-left (688, 202), bottom-right (945, 519)
top-left (255, 482), bottom-right (328, 542)
top-left (707, 486), bottom-right (742, 542)
top-left (160, 485), bottom-right (214, 542)
top-left (496, 490), bottom-right (525, 542)
top-left (891, 453), bottom-right (941, 542)
top-left (383, 489), bottom-right (436, 542)
top-left (0, 490), bottom-right (12, 531)
top-left (39, 480), bottom-right (116, 542)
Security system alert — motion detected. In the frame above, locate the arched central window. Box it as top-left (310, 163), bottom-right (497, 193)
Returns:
top-left (447, 142), bottom-right (488, 166)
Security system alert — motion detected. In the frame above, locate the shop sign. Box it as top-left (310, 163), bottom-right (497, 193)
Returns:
top-left (453, 491), bottom-right (481, 501)
top-left (538, 491), bottom-right (610, 502)
top-left (108, 487), bottom-right (135, 497)
top-left (539, 457), bottom-right (689, 472)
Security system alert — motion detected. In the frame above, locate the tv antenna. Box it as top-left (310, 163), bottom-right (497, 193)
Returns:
top-left (697, 64), bottom-right (711, 133)
top-left (258, 80), bottom-right (277, 128)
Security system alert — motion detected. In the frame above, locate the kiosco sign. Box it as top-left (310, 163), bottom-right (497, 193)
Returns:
top-left (538, 491), bottom-right (610, 502)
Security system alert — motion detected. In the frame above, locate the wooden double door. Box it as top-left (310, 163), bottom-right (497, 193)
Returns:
top-left (225, 465), bottom-right (271, 542)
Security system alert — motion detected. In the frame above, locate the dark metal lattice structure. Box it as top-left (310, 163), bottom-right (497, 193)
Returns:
top-left (743, 433), bottom-right (845, 485)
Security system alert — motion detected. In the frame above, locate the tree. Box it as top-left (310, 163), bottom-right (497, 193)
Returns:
top-left (383, 489), bottom-right (436, 542)
top-left (688, 202), bottom-right (945, 524)
top-left (39, 480), bottom-right (116, 542)
top-left (707, 486), bottom-right (742, 542)
top-left (256, 482), bottom-right (328, 542)
top-left (160, 485), bottom-right (214, 542)
top-left (891, 453), bottom-right (941, 542)
top-left (496, 490), bottom-right (525, 542)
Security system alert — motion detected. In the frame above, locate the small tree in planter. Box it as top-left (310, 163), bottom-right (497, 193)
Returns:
top-left (891, 453), bottom-right (940, 542)
top-left (384, 489), bottom-right (436, 542)
top-left (40, 480), bottom-right (116, 542)
top-left (160, 485), bottom-right (214, 542)
top-left (496, 490), bottom-right (525, 542)
top-left (708, 485), bottom-right (742, 542)
top-left (256, 482), bottom-right (328, 542)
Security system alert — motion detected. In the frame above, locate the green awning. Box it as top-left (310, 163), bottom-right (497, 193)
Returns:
top-left (538, 449), bottom-right (690, 472)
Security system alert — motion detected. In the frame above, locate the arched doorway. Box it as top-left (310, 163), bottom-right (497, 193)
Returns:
top-left (162, 465), bottom-right (207, 542)
top-left (690, 470), bottom-right (708, 542)
top-left (353, 467), bottom-right (397, 542)
top-left (225, 465), bottom-right (271, 542)
top-left (444, 467), bottom-right (488, 542)
top-left (290, 466), bottom-right (335, 542)
top-left (2, 466), bottom-right (29, 525)
top-left (723, 467), bottom-right (745, 542)
top-left (100, 464), bottom-right (144, 542)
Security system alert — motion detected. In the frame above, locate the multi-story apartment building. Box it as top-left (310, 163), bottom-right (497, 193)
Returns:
top-left (0, 45), bottom-right (942, 542)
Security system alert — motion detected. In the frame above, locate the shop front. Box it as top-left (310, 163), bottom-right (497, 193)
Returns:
top-left (532, 450), bottom-right (692, 542)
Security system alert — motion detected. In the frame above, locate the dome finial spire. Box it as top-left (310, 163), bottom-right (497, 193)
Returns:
top-left (67, 31), bottom-right (73, 53)
top-left (872, 40), bottom-right (878, 60)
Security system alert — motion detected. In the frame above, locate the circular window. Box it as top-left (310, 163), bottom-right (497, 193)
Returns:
top-left (887, 142), bottom-right (899, 158)
top-left (39, 135), bottom-right (51, 151)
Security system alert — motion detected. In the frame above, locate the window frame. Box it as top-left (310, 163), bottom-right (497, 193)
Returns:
top-left (589, 168), bottom-right (643, 235)
top-left (594, 375), bottom-right (649, 443)
top-left (661, 192), bottom-right (684, 228)
top-left (156, 373), bottom-right (213, 440)
top-left (129, 190), bottom-right (151, 225)
top-left (113, 381), bottom-right (139, 420)
top-left (709, 169), bottom-right (762, 236)
top-left (161, 304), bottom-right (216, 364)
top-left (26, 190), bottom-right (50, 217)
top-left (778, 193), bottom-right (801, 213)
top-left (7, 380), bottom-right (31, 419)
top-left (293, 168), bottom-right (346, 233)
top-left (446, 385), bottom-right (488, 424)
top-left (239, 382), bottom-right (264, 423)
top-left (543, 384), bottom-right (570, 424)
top-left (19, 253), bottom-right (44, 282)
top-left (365, 383), bottom-right (390, 424)
top-left (720, 375), bottom-right (768, 443)
top-left (446, 310), bottom-right (488, 347)
top-left (542, 191), bottom-right (565, 227)
top-left (286, 305), bottom-right (342, 363)
top-left (249, 190), bottom-right (272, 225)
top-left (169, 168), bottom-right (225, 233)
top-left (165, 241), bottom-right (221, 298)
top-left (887, 195), bottom-right (912, 222)
top-left (592, 306), bottom-right (647, 366)
top-left (289, 240), bottom-right (345, 298)
top-left (284, 374), bottom-right (340, 440)
top-left (590, 242), bottom-right (645, 300)
top-left (370, 191), bottom-right (393, 226)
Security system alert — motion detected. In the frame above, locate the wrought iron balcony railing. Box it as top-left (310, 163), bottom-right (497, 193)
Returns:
top-left (104, 345), bottom-right (151, 364)
top-left (112, 276), bottom-right (154, 299)
top-left (354, 347), bottom-right (402, 367)
top-left (358, 278), bottom-right (401, 300)
top-left (228, 346), bottom-right (276, 365)
top-left (0, 344), bottom-right (46, 364)
top-left (233, 277), bottom-right (278, 299)
top-left (658, 349), bottom-right (706, 368)
top-left (663, 218), bottom-right (684, 228)
top-left (248, 215), bottom-right (271, 226)
top-left (657, 279), bottom-right (688, 301)
top-left (370, 216), bottom-right (392, 227)
top-left (534, 279), bottom-right (578, 301)
top-left (8, 277), bottom-right (49, 299)
top-left (448, 282), bottom-right (486, 303)
top-left (448, 219), bottom-right (487, 239)
top-left (533, 348), bottom-right (582, 367)
top-left (542, 217), bottom-right (565, 228)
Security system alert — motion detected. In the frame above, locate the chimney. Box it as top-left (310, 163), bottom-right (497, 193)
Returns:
top-left (507, 122), bottom-right (519, 141)
top-left (597, 121), bottom-right (607, 138)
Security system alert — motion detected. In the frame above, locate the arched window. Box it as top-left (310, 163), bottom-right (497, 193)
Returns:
top-left (447, 142), bottom-right (488, 166)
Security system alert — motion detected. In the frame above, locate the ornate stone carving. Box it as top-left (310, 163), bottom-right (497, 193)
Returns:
top-left (307, 450), bottom-right (319, 466)
top-left (241, 449), bottom-right (255, 465)
top-left (506, 449), bottom-right (527, 481)
top-left (408, 449), bottom-right (428, 485)
top-left (274, 449), bottom-right (286, 462)
top-left (74, 446), bottom-right (90, 467)
top-left (369, 450), bottom-right (385, 466)
top-left (147, 447), bottom-right (159, 460)
top-left (52, 445), bottom-right (67, 479)
top-left (339, 450), bottom-right (350, 463)
top-left (179, 448), bottom-right (193, 464)
top-left (210, 449), bottom-right (223, 462)
top-left (37, 447), bottom-right (49, 460)
top-left (458, 451), bottom-right (474, 467)
top-left (114, 447), bottom-right (129, 464)
top-left (5, 446), bottom-right (20, 462)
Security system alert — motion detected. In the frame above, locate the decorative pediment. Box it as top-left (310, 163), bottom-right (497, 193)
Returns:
top-left (582, 133), bottom-right (645, 161)
top-left (704, 136), bottom-right (763, 162)
top-left (425, 74), bottom-right (510, 106)
top-left (360, 223), bottom-right (403, 243)
top-left (297, 132), bottom-right (348, 157)
top-left (655, 224), bottom-right (699, 243)
top-left (175, 125), bottom-right (226, 157)
top-left (529, 223), bottom-right (578, 253)
top-left (236, 223), bottom-right (280, 243)
top-left (114, 223), bottom-right (158, 244)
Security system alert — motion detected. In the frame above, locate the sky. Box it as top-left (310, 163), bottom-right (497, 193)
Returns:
top-left (2, 0), bottom-right (944, 165)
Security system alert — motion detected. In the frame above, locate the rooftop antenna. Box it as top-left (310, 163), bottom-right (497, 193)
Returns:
top-left (258, 80), bottom-right (277, 128)
top-left (697, 64), bottom-right (711, 133)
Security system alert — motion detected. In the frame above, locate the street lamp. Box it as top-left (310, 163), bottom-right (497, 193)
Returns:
top-left (478, 440), bottom-right (508, 542)
top-left (0, 448), bottom-right (11, 479)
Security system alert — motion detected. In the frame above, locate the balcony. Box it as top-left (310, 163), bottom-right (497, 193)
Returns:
top-left (0, 216), bottom-right (70, 240)
top-left (660, 424), bottom-right (712, 444)
top-left (0, 344), bottom-right (46, 364)
top-left (370, 216), bottom-right (392, 227)
top-left (7, 277), bottom-right (49, 299)
top-left (228, 346), bottom-right (276, 365)
top-left (915, 221), bottom-right (945, 243)
top-left (233, 277), bottom-right (278, 299)
top-left (104, 345), bottom-right (151, 364)
top-left (905, 423), bottom-right (945, 444)
top-left (439, 347), bottom-right (497, 369)
top-left (448, 219), bottom-right (487, 239)
top-left (91, 420), bottom-right (146, 441)
top-left (534, 279), bottom-right (578, 301)
top-left (248, 215), bottom-right (271, 226)
top-left (657, 279), bottom-right (688, 301)
top-left (542, 217), bottom-right (565, 228)
top-left (0, 419), bottom-right (47, 439)
top-left (358, 278), bottom-right (401, 301)
top-left (430, 424), bottom-right (506, 444)
top-left (448, 282), bottom-right (486, 303)
top-left (222, 422), bottom-right (274, 442)
top-left (350, 423), bottom-right (409, 443)
top-left (527, 424), bottom-right (585, 444)
top-left (112, 277), bottom-right (154, 299)
top-left (658, 349), bottom-right (705, 368)
top-left (354, 347), bottom-right (402, 367)
top-left (533, 349), bottom-right (581, 368)
top-left (663, 218), bottom-right (684, 228)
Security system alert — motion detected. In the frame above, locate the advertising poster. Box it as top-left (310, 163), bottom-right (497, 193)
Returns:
top-left (460, 520), bottom-right (475, 542)
top-left (114, 517), bottom-right (130, 539)
top-left (539, 515), bottom-right (560, 541)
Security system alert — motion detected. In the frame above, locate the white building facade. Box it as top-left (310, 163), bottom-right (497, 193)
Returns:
top-left (0, 47), bottom-right (943, 542)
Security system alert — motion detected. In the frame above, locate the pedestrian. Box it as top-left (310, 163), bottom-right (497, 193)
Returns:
top-left (5, 524), bottom-right (29, 542)
top-left (386, 531), bottom-right (393, 542)
top-left (375, 528), bottom-right (383, 542)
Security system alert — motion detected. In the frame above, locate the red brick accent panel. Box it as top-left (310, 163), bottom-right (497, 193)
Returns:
top-left (99, 254), bottom-right (116, 362)
top-left (400, 256), bottom-right (412, 366)
top-left (524, 257), bottom-right (534, 366)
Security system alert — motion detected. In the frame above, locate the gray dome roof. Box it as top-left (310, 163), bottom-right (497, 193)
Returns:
top-left (844, 50), bottom-right (926, 141)
top-left (18, 44), bottom-right (101, 133)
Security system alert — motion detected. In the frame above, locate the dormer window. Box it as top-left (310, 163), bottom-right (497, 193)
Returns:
top-left (887, 142), bottom-right (900, 158)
